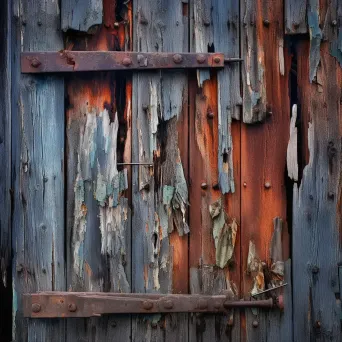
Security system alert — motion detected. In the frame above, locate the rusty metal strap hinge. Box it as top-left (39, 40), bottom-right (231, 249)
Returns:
top-left (21, 51), bottom-right (243, 74)
top-left (23, 292), bottom-right (284, 318)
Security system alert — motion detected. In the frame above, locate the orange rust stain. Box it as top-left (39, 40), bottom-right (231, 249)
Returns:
top-left (81, 203), bottom-right (87, 217)
top-left (145, 222), bottom-right (149, 234)
top-left (84, 261), bottom-right (92, 278)
top-left (143, 264), bottom-right (148, 290)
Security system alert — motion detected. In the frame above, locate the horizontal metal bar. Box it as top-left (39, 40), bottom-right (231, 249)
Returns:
top-left (21, 51), bottom-right (231, 73)
top-left (23, 292), bottom-right (283, 318)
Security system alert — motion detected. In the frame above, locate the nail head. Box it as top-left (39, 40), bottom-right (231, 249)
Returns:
top-left (32, 303), bottom-right (41, 313)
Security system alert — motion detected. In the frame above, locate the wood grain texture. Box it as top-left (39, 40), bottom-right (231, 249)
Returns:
top-left (285, 0), bottom-right (308, 34)
top-left (132, 1), bottom-right (189, 341)
top-left (292, 40), bottom-right (342, 342)
top-left (61, 0), bottom-right (103, 33)
top-left (240, 0), bottom-right (292, 340)
top-left (64, 2), bottom-right (132, 341)
top-left (0, 1), bottom-right (12, 340)
top-left (11, 0), bottom-right (65, 341)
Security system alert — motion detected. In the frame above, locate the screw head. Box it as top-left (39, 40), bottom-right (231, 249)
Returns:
top-left (173, 54), bottom-right (183, 64)
top-left (197, 54), bottom-right (206, 64)
top-left (32, 303), bottom-right (41, 313)
top-left (252, 320), bottom-right (259, 328)
top-left (163, 300), bottom-right (174, 309)
top-left (114, 22), bottom-right (119, 28)
top-left (263, 19), bottom-right (270, 27)
top-left (68, 303), bottom-right (77, 312)
top-left (122, 57), bottom-right (132, 66)
top-left (213, 56), bottom-right (221, 64)
top-left (142, 300), bottom-right (153, 310)
top-left (201, 183), bottom-right (208, 190)
top-left (207, 111), bottom-right (214, 119)
top-left (264, 182), bottom-right (271, 189)
top-left (31, 58), bottom-right (41, 68)
top-left (243, 182), bottom-right (247, 187)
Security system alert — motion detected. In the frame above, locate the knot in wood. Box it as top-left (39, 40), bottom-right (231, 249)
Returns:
top-left (252, 320), bottom-right (259, 328)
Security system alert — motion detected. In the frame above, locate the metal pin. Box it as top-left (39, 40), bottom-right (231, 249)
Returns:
top-left (224, 58), bottom-right (244, 63)
top-left (252, 283), bottom-right (288, 297)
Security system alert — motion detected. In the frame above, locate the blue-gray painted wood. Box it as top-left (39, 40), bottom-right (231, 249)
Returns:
top-left (11, 0), bottom-right (65, 340)
top-left (285, 0), bottom-right (308, 34)
top-left (132, 1), bottom-right (189, 341)
top-left (292, 52), bottom-right (341, 341)
top-left (191, 0), bottom-right (241, 194)
top-left (61, 0), bottom-right (103, 33)
top-left (241, 0), bottom-right (267, 123)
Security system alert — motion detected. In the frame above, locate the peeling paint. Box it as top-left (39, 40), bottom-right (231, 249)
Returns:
top-left (287, 104), bottom-right (298, 181)
top-left (279, 38), bottom-right (285, 76)
top-left (270, 217), bottom-right (284, 286)
top-left (209, 198), bottom-right (237, 268)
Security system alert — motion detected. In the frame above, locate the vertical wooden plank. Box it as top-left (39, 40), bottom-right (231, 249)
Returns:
top-left (64, 1), bottom-right (133, 341)
top-left (292, 38), bottom-right (342, 341)
top-left (11, 0), bottom-right (65, 340)
top-left (285, 0), bottom-right (308, 34)
top-left (189, 1), bottom-right (241, 341)
top-left (240, 0), bottom-right (292, 340)
top-left (0, 0), bottom-right (12, 340)
top-left (132, 1), bottom-right (189, 341)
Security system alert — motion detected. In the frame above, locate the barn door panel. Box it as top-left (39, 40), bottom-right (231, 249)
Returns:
top-left (64, 1), bottom-right (133, 340)
top-left (131, 1), bottom-right (189, 340)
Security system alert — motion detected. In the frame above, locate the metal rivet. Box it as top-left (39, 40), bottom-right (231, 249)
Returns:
top-left (32, 303), bottom-right (41, 313)
top-left (68, 303), bottom-right (77, 312)
top-left (142, 300), bottom-right (153, 310)
top-left (252, 320), bottom-right (259, 328)
top-left (201, 183), bottom-right (208, 190)
top-left (197, 54), bottom-right (206, 64)
top-left (264, 182), bottom-right (271, 189)
top-left (173, 54), bottom-right (183, 64)
top-left (213, 56), bottom-right (221, 64)
top-left (263, 19), bottom-right (270, 27)
top-left (114, 22), bottom-right (119, 28)
top-left (198, 299), bottom-right (208, 310)
top-left (122, 57), bottom-right (132, 66)
top-left (207, 111), bottom-right (214, 119)
top-left (331, 20), bottom-right (337, 27)
top-left (243, 182), bottom-right (247, 187)
top-left (163, 300), bottom-right (174, 309)
top-left (31, 58), bottom-right (41, 68)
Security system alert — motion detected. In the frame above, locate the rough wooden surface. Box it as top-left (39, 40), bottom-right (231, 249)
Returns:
top-left (132, 1), bottom-right (189, 341)
top-left (11, 0), bottom-right (65, 341)
top-left (64, 1), bottom-right (132, 341)
top-left (285, 0), bottom-right (307, 34)
top-left (292, 39), bottom-right (342, 342)
top-left (0, 1), bottom-right (12, 340)
top-left (240, 0), bottom-right (292, 340)
top-left (61, 0), bottom-right (103, 33)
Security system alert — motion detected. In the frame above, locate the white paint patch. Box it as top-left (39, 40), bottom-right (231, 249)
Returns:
top-left (287, 104), bottom-right (298, 181)
top-left (278, 38), bottom-right (285, 76)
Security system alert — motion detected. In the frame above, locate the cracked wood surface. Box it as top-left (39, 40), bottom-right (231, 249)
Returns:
top-left (64, 1), bottom-right (132, 341)
top-left (11, 0), bottom-right (66, 341)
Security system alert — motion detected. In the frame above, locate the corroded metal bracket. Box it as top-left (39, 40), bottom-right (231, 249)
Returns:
top-left (21, 51), bottom-right (243, 73)
top-left (23, 292), bottom-right (284, 318)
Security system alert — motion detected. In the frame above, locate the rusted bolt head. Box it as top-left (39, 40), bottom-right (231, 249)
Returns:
top-left (114, 22), bottom-right (119, 28)
top-left (142, 300), bottom-right (153, 310)
top-left (243, 182), bottom-right (247, 187)
top-left (198, 299), bottom-right (208, 310)
top-left (264, 182), bottom-right (271, 189)
top-left (207, 111), bottom-right (214, 119)
top-left (263, 19), bottom-right (270, 27)
top-left (252, 320), bottom-right (259, 328)
top-left (276, 295), bottom-right (284, 310)
top-left (68, 303), bottom-right (77, 312)
top-left (31, 58), bottom-right (41, 68)
top-left (173, 54), bottom-right (183, 64)
top-left (201, 183), bottom-right (208, 190)
top-left (163, 300), bottom-right (174, 310)
top-left (331, 20), bottom-right (337, 27)
top-left (122, 57), bottom-right (132, 66)
top-left (32, 303), bottom-right (41, 313)
top-left (213, 56), bottom-right (221, 64)
top-left (197, 54), bottom-right (206, 64)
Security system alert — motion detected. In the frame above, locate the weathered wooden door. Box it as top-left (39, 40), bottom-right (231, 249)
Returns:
top-left (2, 0), bottom-right (342, 341)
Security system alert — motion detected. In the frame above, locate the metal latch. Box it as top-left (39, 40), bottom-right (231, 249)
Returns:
top-left (23, 292), bottom-right (284, 318)
top-left (21, 51), bottom-right (243, 74)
